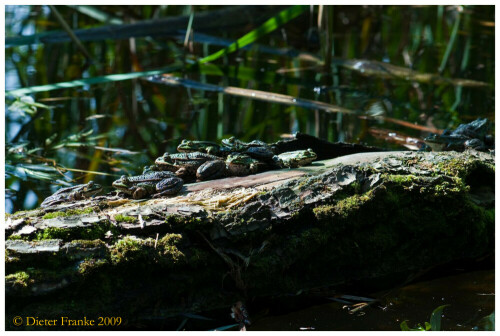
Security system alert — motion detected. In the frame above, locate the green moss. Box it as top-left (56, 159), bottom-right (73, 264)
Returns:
top-left (35, 221), bottom-right (114, 241)
top-left (436, 157), bottom-right (494, 179)
top-left (7, 235), bottom-right (23, 240)
top-left (386, 174), bottom-right (418, 185)
top-left (5, 249), bottom-right (22, 266)
top-left (10, 209), bottom-right (43, 219)
top-left (114, 214), bottom-right (137, 223)
top-left (164, 214), bottom-right (209, 231)
top-left (110, 234), bottom-right (186, 267)
top-left (70, 239), bottom-right (105, 248)
top-left (78, 258), bottom-right (109, 276)
top-left (35, 227), bottom-right (68, 240)
top-left (432, 178), bottom-right (469, 196)
top-left (331, 192), bottom-right (372, 218)
top-left (43, 211), bottom-right (66, 219)
top-left (6, 271), bottom-right (31, 288)
top-left (158, 234), bottom-right (185, 262)
top-left (42, 208), bottom-right (96, 219)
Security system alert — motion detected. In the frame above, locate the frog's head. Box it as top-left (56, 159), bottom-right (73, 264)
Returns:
top-left (423, 134), bottom-right (450, 151)
top-left (82, 180), bottom-right (103, 196)
top-left (177, 140), bottom-right (196, 152)
top-left (112, 175), bottom-right (131, 190)
top-left (226, 153), bottom-right (255, 165)
top-left (303, 148), bottom-right (317, 160)
top-left (155, 154), bottom-right (174, 166)
top-left (177, 140), bottom-right (219, 154)
top-left (469, 118), bottom-right (490, 134)
top-left (154, 155), bottom-right (180, 173)
top-left (222, 136), bottom-right (239, 148)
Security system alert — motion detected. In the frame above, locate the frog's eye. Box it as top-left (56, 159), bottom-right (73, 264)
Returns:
top-left (88, 181), bottom-right (94, 187)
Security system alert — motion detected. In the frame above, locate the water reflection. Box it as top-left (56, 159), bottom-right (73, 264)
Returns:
top-left (4, 5), bottom-right (495, 212)
top-left (250, 270), bottom-right (494, 331)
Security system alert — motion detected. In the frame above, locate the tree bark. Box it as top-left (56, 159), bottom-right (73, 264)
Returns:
top-left (5, 150), bottom-right (494, 330)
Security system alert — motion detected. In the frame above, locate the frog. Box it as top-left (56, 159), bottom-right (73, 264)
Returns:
top-left (196, 160), bottom-right (227, 181)
top-left (40, 181), bottom-right (102, 208)
top-left (424, 118), bottom-right (493, 152)
top-left (112, 171), bottom-right (183, 199)
top-left (152, 152), bottom-right (221, 180)
top-left (274, 148), bottom-right (317, 168)
top-left (177, 140), bottom-right (230, 156)
top-left (225, 153), bottom-right (264, 176)
top-left (221, 136), bottom-right (276, 162)
top-left (222, 137), bottom-right (267, 151)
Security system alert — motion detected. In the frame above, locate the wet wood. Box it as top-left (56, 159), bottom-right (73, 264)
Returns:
top-left (186, 151), bottom-right (393, 192)
top-left (5, 150), bottom-right (495, 330)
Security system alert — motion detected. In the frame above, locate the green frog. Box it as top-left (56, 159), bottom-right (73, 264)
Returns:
top-left (222, 136), bottom-right (276, 161)
top-left (153, 152), bottom-right (221, 179)
top-left (275, 148), bottom-right (317, 168)
top-left (196, 159), bottom-right (227, 181)
top-left (424, 118), bottom-right (493, 152)
top-left (177, 140), bottom-right (229, 156)
top-left (226, 153), bottom-right (263, 176)
top-left (222, 137), bottom-right (267, 151)
top-left (40, 181), bottom-right (102, 208)
top-left (112, 171), bottom-right (183, 199)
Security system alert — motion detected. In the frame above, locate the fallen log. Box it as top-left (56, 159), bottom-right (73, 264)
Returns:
top-left (5, 150), bottom-right (494, 330)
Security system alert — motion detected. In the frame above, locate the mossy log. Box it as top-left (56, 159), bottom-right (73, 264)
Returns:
top-left (5, 150), bottom-right (494, 329)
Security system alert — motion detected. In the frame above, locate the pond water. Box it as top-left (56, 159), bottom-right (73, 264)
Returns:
top-left (249, 269), bottom-right (494, 331)
top-left (4, 5), bottom-right (495, 332)
top-left (132, 260), bottom-right (494, 331)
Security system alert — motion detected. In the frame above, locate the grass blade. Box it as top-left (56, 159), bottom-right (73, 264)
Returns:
top-left (336, 58), bottom-right (489, 87)
top-left (49, 5), bottom-right (94, 65)
top-left (6, 64), bottom-right (182, 96)
top-left (199, 5), bottom-right (308, 64)
top-left (6, 6), bottom-right (284, 47)
top-left (439, 7), bottom-right (462, 73)
top-left (66, 5), bottom-right (123, 24)
top-left (148, 75), bottom-right (354, 115)
top-left (429, 304), bottom-right (449, 331)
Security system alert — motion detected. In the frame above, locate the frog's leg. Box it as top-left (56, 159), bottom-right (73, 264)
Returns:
top-left (132, 183), bottom-right (155, 199)
top-left (206, 146), bottom-right (219, 156)
top-left (68, 191), bottom-right (84, 201)
top-left (132, 188), bottom-right (148, 199)
top-left (152, 178), bottom-right (184, 198)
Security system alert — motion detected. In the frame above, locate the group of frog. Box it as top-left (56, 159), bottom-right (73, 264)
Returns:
top-left (423, 118), bottom-right (494, 152)
top-left (40, 118), bottom-right (494, 208)
top-left (41, 137), bottom-right (317, 207)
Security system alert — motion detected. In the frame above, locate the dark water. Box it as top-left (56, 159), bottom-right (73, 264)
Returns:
top-left (249, 269), bottom-right (494, 331)
top-left (4, 5), bottom-right (495, 331)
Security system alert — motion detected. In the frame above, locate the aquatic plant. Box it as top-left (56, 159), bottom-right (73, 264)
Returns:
top-left (400, 305), bottom-right (449, 331)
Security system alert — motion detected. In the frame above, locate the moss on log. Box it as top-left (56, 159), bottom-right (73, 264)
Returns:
top-left (5, 150), bottom-right (494, 330)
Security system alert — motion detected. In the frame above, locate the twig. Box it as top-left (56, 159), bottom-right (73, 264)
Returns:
top-left (49, 5), bottom-right (95, 69)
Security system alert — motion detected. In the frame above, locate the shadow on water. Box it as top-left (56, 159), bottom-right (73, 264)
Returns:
top-left (132, 257), bottom-right (493, 331)
top-left (248, 269), bottom-right (494, 331)
top-left (239, 254), bottom-right (494, 332)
